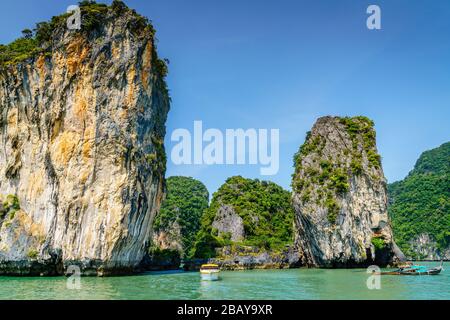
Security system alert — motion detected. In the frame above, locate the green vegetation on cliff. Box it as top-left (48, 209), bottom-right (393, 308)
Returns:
top-left (1, 1), bottom-right (107, 66)
top-left (0, 195), bottom-right (20, 220)
top-left (192, 176), bottom-right (294, 258)
top-left (152, 176), bottom-right (209, 257)
top-left (292, 116), bottom-right (381, 224)
top-left (339, 116), bottom-right (381, 169)
top-left (371, 237), bottom-right (387, 251)
top-left (388, 142), bottom-right (450, 258)
top-left (0, 0), bottom-right (168, 82)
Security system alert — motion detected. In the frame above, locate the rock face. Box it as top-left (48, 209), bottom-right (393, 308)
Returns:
top-left (408, 234), bottom-right (450, 261)
top-left (292, 116), bottom-right (401, 267)
top-left (211, 205), bottom-right (245, 242)
top-left (152, 220), bottom-right (183, 254)
top-left (0, 3), bottom-right (170, 275)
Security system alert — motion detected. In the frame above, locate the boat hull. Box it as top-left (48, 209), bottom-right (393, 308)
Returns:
top-left (376, 267), bottom-right (442, 276)
top-left (399, 268), bottom-right (442, 276)
top-left (200, 271), bottom-right (220, 281)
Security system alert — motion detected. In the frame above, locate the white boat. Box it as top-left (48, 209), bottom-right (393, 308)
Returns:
top-left (200, 264), bottom-right (220, 281)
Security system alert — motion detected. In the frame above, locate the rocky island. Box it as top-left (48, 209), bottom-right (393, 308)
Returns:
top-left (0, 1), bottom-right (170, 275)
top-left (292, 116), bottom-right (403, 267)
top-left (191, 176), bottom-right (299, 270)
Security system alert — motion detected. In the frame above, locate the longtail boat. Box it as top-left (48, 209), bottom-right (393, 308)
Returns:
top-left (376, 261), bottom-right (444, 276)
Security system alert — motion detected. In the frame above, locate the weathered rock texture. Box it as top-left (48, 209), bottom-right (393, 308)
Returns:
top-left (152, 220), bottom-right (183, 253)
top-left (0, 4), bottom-right (169, 275)
top-left (211, 205), bottom-right (245, 242)
top-left (408, 234), bottom-right (450, 261)
top-left (292, 116), bottom-right (402, 267)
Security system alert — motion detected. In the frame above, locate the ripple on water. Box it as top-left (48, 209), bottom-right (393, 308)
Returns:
top-left (0, 262), bottom-right (448, 300)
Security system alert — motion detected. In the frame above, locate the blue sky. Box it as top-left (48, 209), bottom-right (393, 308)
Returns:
top-left (1, 0), bottom-right (449, 195)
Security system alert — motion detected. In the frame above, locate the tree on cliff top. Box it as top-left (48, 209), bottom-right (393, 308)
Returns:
top-left (0, 0), bottom-right (167, 80)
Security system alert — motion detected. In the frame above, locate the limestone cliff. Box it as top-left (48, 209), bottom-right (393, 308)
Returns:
top-left (292, 116), bottom-right (402, 267)
top-left (0, 2), bottom-right (170, 275)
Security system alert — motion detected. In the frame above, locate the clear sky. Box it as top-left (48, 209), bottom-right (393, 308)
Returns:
top-left (1, 0), bottom-right (449, 195)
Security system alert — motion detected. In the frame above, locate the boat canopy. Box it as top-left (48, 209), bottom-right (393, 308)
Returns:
top-left (201, 264), bottom-right (219, 269)
top-left (405, 265), bottom-right (428, 272)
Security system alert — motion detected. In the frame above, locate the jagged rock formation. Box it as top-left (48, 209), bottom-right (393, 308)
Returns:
top-left (192, 176), bottom-right (299, 269)
top-left (292, 116), bottom-right (402, 267)
top-left (0, 2), bottom-right (170, 275)
top-left (388, 142), bottom-right (449, 260)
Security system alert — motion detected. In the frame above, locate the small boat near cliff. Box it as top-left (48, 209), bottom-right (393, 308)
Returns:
top-left (377, 261), bottom-right (444, 276)
top-left (399, 264), bottom-right (443, 276)
top-left (200, 264), bottom-right (220, 281)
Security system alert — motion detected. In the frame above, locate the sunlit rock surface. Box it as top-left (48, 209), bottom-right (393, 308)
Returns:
top-left (0, 4), bottom-right (169, 275)
top-left (292, 116), bottom-right (403, 267)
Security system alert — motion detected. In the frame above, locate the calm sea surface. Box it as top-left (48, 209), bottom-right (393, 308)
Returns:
top-left (0, 262), bottom-right (448, 300)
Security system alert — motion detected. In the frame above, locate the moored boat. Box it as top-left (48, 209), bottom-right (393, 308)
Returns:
top-left (376, 261), bottom-right (444, 276)
top-left (399, 264), bottom-right (443, 276)
top-left (200, 264), bottom-right (220, 281)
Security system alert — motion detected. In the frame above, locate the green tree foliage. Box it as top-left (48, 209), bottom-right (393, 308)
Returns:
top-left (154, 177), bottom-right (209, 257)
top-left (78, 1), bottom-right (108, 31)
top-left (0, 37), bottom-right (40, 66)
top-left (0, 195), bottom-right (20, 220)
top-left (0, 0), bottom-right (166, 82)
top-left (1, 1), bottom-right (106, 67)
top-left (192, 176), bottom-right (294, 258)
top-left (339, 116), bottom-right (381, 169)
top-left (388, 142), bottom-right (450, 258)
top-left (112, 0), bottom-right (128, 13)
top-left (27, 249), bottom-right (39, 260)
top-left (371, 237), bottom-right (386, 251)
top-left (21, 29), bottom-right (33, 39)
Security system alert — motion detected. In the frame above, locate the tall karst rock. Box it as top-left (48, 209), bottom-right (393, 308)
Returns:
top-left (0, 2), bottom-right (170, 275)
top-left (292, 116), bottom-right (403, 267)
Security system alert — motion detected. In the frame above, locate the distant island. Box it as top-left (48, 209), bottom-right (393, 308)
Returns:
top-left (389, 142), bottom-right (450, 261)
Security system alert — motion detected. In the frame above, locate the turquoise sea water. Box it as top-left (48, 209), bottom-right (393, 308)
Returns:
top-left (0, 262), bottom-right (448, 300)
